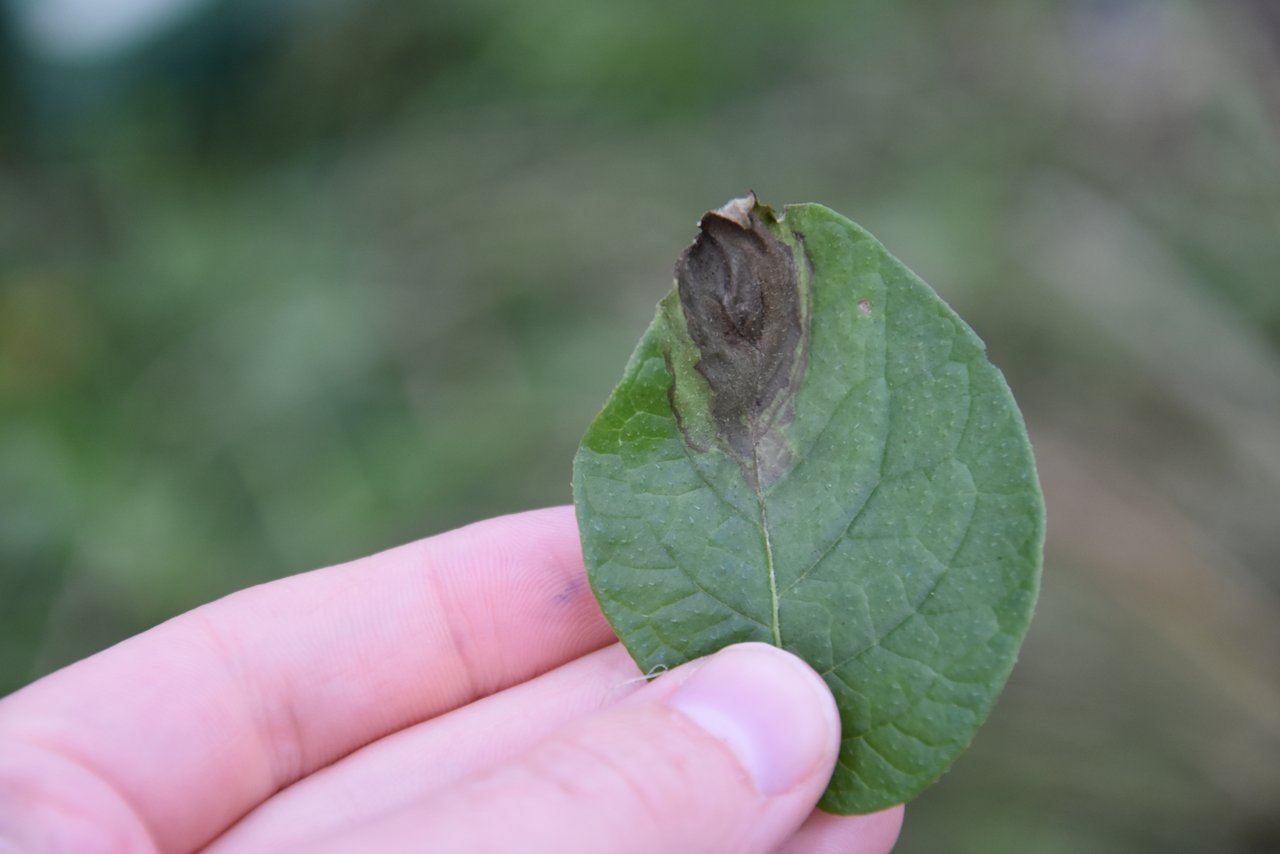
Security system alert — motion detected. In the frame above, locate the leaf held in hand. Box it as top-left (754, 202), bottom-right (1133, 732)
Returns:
top-left (572, 194), bottom-right (1045, 814)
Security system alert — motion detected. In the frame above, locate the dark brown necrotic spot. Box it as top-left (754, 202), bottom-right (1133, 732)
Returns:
top-left (674, 197), bottom-right (806, 485)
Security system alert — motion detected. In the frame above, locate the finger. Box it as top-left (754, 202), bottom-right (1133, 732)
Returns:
top-left (292, 643), bottom-right (845, 854)
top-left (212, 645), bottom-right (645, 852)
top-left (0, 506), bottom-right (612, 853)
top-left (777, 806), bottom-right (904, 854)
top-left (217, 648), bottom-right (903, 854)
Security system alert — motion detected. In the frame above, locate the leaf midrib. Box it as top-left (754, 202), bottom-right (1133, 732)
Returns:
top-left (751, 444), bottom-right (783, 647)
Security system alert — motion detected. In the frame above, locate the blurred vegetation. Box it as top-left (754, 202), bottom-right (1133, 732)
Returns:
top-left (2, 0), bottom-right (1279, 851)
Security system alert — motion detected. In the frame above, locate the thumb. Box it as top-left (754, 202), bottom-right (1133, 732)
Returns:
top-left (305, 643), bottom-right (848, 854)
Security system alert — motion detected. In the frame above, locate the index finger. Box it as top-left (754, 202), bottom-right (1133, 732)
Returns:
top-left (0, 506), bottom-right (613, 853)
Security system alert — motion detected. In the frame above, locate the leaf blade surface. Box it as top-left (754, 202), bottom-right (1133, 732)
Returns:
top-left (573, 197), bottom-right (1044, 813)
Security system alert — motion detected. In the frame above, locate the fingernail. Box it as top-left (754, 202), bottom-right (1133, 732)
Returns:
top-left (666, 643), bottom-right (840, 796)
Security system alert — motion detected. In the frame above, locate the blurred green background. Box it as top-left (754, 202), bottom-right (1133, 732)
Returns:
top-left (3, 0), bottom-right (1279, 850)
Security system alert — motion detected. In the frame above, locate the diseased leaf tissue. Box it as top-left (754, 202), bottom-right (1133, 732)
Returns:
top-left (675, 195), bottom-right (807, 492)
top-left (573, 194), bottom-right (1045, 814)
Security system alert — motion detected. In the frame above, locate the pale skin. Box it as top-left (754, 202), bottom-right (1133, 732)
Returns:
top-left (0, 507), bottom-right (903, 853)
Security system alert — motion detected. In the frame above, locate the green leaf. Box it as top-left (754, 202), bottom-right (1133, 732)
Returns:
top-left (572, 195), bottom-right (1044, 814)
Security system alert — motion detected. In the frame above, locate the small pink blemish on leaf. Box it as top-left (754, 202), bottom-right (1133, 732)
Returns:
top-left (858, 299), bottom-right (872, 315)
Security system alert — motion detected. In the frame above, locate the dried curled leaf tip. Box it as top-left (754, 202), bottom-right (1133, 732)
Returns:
top-left (674, 194), bottom-right (808, 485)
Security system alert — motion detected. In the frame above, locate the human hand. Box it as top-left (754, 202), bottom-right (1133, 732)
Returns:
top-left (0, 507), bottom-right (903, 853)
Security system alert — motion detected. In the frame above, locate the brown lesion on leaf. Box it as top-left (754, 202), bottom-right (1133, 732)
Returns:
top-left (662, 348), bottom-right (709, 454)
top-left (673, 192), bottom-right (810, 489)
